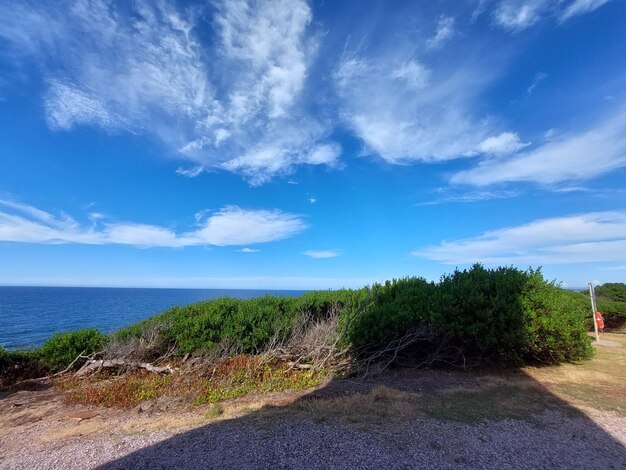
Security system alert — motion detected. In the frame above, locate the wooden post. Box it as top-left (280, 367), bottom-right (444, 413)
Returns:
top-left (588, 282), bottom-right (599, 342)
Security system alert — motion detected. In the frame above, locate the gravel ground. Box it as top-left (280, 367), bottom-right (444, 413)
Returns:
top-left (1, 391), bottom-right (624, 470)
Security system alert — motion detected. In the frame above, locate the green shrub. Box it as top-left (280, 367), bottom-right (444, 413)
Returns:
top-left (595, 283), bottom-right (626, 303)
top-left (345, 265), bottom-right (593, 366)
top-left (39, 328), bottom-right (108, 371)
top-left (115, 290), bottom-right (369, 356)
top-left (434, 265), bottom-right (530, 363)
top-left (0, 347), bottom-right (48, 385)
top-left (344, 277), bottom-right (436, 351)
top-left (594, 283), bottom-right (626, 324)
top-left (521, 273), bottom-right (593, 362)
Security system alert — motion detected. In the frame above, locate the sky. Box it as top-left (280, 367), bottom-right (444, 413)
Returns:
top-left (0, 0), bottom-right (625, 290)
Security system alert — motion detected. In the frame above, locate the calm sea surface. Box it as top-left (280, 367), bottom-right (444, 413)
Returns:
top-left (0, 286), bottom-right (306, 350)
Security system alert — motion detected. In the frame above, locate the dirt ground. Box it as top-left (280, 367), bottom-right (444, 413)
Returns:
top-left (1, 332), bottom-right (625, 469)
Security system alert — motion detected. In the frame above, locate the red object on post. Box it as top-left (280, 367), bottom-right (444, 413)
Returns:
top-left (595, 311), bottom-right (605, 331)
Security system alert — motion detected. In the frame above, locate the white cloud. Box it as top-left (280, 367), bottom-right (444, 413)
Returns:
top-left (0, 200), bottom-right (306, 247)
top-left (304, 250), bottom-right (339, 259)
top-left (308, 197), bottom-right (317, 204)
top-left (416, 189), bottom-right (519, 205)
top-left (390, 61), bottom-right (431, 90)
top-left (452, 109), bottom-right (626, 186)
top-left (476, 132), bottom-right (530, 156)
top-left (238, 247), bottom-right (259, 253)
top-left (216, 0), bottom-right (312, 119)
top-left (527, 72), bottom-right (548, 96)
top-left (335, 54), bottom-right (492, 163)
top-left (302, 143), bottom-right (342, 165)
top-left (493, 0), bottom-right (551, 31)
top-left (0, 0), bottom-right (339, 185)
top-left (175, 166), bottom-right (205, 178)
top-left (413, 211), bottom-right (626, 265)
top-left (426, 16), bottom-right (455, 50)
top-left (559, 0), bottom-right (611, 21)
top-left (493, 0), bottom-right (613, 31)
top-left (193, 206), bottom-right (307, 246)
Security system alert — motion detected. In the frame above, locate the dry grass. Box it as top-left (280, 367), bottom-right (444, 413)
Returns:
top-left (524, 331), bottom-right (626, 415)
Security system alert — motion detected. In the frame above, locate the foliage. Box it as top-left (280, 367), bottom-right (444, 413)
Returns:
top-left (595, 283), bottom-right (626, 320)
top-left (434, 265), bottom-right (530, 363)
top-left (595, 283), bottom-right (626, 303)
top-left (0, 347), bottom-right (48, 385)
top-left (342, 277), bottom-right (436, 351)
top-left (39, 328), bottom-right (108, 371)
top-left (520, 273), bottom-right (593, 363)
top-left (115, 290), bottom-right (369, 356)
top-left (343, 265), bottom-right (593, 366)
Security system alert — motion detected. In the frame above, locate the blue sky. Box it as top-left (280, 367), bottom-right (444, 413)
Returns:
top-left (0, 0), bottom-right (625, 289)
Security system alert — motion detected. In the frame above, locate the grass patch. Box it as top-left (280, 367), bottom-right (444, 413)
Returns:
top-left (62, 355), bottom-right (328, 409)
top-left (64, 373), bottom-right (172, 408)
top-left (193, 355), bottom-right (326, 405)
top-left (264, 379), bottom-right (584, 428)
top-left (419, 384), bottom-right (574, 423)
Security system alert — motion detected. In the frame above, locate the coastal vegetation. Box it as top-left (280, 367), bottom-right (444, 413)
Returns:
top-left (2, 265), bottom-right (621, 408)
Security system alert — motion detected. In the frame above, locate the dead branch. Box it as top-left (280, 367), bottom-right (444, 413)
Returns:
top-left (75, 359), bottom-right (176, 376)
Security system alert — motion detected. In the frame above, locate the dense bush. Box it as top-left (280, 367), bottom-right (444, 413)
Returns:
top-left (434, 265), bottom-right (530, 363)
top-left (115, 290), bottom-right (369, 355)
top-left (520, 273), bottom-right (593, 363)
top-left (344, 265), bottom-right (593, 365)
top-left (0, 347), bottom-right (48, 385)
top-left (343, 277), bottom-right (436, 351)
top-left (595, 283), bottom-right (626, 303)
top-left (39, 328), bottom-right (108, 371)
top-left (595, 283), bottom-right (626, 325)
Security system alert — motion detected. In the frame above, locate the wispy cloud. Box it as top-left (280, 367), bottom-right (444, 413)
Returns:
top-left (0, 200), bottom-right (307, 247)
top-left (334, 52), bottom-right (493, 163)
top-left (493, 0), bottom-right (551, 31)
top-left (476, 132), bottom-right (530, 156)
top-left (452, 108), bottom-right (626, 186)
top-left (527, 72), bottom-right (548, 96)
top-left (0, 0), bottom-right (339, 185)
top-left (426, 16), bottom-right (455, 50)
top-left (413, 211), bottom-right (626, 265)
top-left (416, 188), bottom-right (519, 206)
top-left (559, 0), bottom-right (612, 22)
top-left (493, 0), bottom-right (613, 31)
top-left (304, 250), bottom-right (339, 259)
top-left (238, 247), bottom-right (260, 253)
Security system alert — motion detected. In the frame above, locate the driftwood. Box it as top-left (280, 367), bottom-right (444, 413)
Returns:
top-left (285, 361), bottom-right (314, 370)
top-left (75, 359), bottom-right (176, 376)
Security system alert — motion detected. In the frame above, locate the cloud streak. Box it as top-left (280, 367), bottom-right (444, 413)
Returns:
top-left (452, 109), bottom-right (626, 186)
top-left (0, 200), bottom-right (307, 248)
top-left (304, 250), bottom-right (339, 259)
top-left (493, 0), bottom-right (613, 31)
top-left (413, 211), bottom-right (626, 265)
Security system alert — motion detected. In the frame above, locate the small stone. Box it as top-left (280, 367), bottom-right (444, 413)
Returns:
top-left (68, 410), bottom-right (99, 422)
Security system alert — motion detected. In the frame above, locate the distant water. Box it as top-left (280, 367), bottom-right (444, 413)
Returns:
top-left (0, 286), bottom-right (306, 350)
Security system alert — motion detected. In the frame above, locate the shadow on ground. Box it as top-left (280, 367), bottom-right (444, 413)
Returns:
top-left (94, 364), bottom-right (626, 469)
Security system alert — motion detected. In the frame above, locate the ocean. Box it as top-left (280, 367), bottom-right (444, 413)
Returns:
top-left (0, 286), bottom-right (306, 350)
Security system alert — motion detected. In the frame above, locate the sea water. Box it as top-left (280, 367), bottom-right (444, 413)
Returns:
top-left (0, 286), bottom-right (305, 350)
